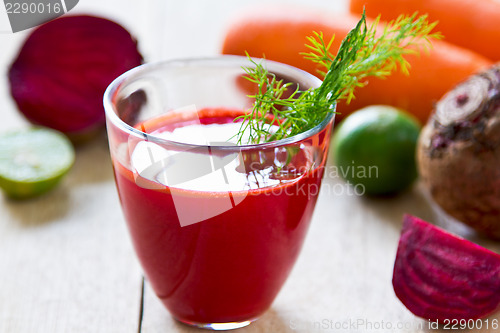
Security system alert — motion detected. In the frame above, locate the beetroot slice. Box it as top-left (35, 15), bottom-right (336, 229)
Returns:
top-left (393, 214), bottom-right (500, 321)
top-left (8, 15), bottom-right (143, 136)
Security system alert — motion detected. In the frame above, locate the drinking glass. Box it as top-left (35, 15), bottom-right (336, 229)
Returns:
top-left (104, 56), bottom-right (335, 330)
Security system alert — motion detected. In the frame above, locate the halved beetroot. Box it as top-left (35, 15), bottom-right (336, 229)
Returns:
top-left (8, 15), bottom-right (143, 139)
top-left (393, 214), bottom-right (500, 321)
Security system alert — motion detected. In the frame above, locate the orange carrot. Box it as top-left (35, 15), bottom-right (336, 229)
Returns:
top-left (350, 0), bottom-right (500, 62)
top-left (221, 6), bottom-right (492, 124)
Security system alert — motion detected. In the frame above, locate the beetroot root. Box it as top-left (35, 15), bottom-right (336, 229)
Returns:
top-left (417, 64), bottom-right (500, 239)
top-left (8, 15), bottom-right (143, 139)
top-left (393, 215), bottom-right (500, 321)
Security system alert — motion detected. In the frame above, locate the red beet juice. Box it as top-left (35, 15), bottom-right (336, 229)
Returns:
top-left (111, 108), bottom-right (331, 325)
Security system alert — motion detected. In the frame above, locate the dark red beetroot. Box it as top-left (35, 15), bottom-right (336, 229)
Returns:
top-left (393, 214), bottom-right (500, 321)
top-left (417, 64), bottom-right (500, 239)
top-left (9, 15), bottom-right (143, 139)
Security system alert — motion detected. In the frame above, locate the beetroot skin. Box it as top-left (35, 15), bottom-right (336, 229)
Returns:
top-left (393, 214), bottom-right (500, 321)
top-left (8, 15), bottom-right (143, 137)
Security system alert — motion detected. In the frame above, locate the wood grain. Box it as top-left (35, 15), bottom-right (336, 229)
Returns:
top-left (0, 136), bottom-right (143, 333)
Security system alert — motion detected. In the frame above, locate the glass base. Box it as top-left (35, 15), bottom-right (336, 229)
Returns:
top-left (176, 317), bottom-right (259, 330)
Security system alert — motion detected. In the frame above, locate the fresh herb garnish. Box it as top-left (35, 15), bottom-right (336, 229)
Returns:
top-left (235, 11), bottom-right (441, 144)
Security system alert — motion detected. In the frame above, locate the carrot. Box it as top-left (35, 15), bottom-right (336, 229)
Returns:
top-left (221, 6), bottom-right (492, 124)
top-left (350, 0), bottom-right (500, 62)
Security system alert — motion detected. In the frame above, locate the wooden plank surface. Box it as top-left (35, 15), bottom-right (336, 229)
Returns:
top-left (0, 136), bottom-right (143, 333)
top-left (140, 173), bottom-right (500, 333)
top-left (1, 1), bottom-right (500, 332)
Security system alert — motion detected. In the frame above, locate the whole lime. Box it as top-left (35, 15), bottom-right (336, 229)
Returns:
top-left (332, 105), bottom-right (421, 195)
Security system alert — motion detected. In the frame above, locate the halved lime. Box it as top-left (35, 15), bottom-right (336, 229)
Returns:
top-left (0, 127), bottom-right (75, 199)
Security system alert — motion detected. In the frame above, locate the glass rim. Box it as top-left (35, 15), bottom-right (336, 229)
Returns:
top-left (103, 55), bottom-right (335, 151)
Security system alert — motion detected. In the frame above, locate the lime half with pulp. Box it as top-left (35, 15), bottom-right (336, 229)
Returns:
top-left (0, 127), bottom-right (74, 199)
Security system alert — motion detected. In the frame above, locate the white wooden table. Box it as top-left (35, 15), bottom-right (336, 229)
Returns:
top-left (1, 1), bottom-right (499, 332)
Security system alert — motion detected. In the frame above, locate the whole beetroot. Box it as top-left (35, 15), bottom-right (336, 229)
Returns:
top-left (418, 64), bottom-right (500, 239)
top-left (9, 15), bottom-right (143, 140)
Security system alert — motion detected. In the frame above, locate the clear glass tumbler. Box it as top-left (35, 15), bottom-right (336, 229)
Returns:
top-left (104, 56), bottom-right (335, 330)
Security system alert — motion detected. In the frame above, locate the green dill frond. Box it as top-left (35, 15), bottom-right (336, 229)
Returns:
top-left (236, 11), bottom-right (441, 144)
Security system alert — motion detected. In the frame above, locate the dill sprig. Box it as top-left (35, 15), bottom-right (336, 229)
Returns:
top-left (235, 11), bottom-right (441, 144)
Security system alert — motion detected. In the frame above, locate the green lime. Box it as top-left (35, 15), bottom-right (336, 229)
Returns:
top-left (332, 105), bottom-right (421, 195)
top-left (0, 127), bottom-right (74, 199)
